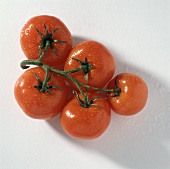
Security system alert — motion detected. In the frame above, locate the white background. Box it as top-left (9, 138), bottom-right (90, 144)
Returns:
top-left (0, 0), bottom-right (170, 169)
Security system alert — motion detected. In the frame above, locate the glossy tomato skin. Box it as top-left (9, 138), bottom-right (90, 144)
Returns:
top-left (64, 40), bottom-right (116, 91)
top-left (107, 73), bottom-right (148, 116)
top-left (20, 15), bottom-right (72, 68)
top-left (60, 93), bottom-right (111, 140)
top-left (14, 67), bottom-right (68, 119)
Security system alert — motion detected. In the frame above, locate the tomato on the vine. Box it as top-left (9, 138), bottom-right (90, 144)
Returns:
top-left (60, 92), bottom-right (111, 140)
top-left (20, 15), bottom-right (72, 68)
top-left (14, 67), bottom-right (68, 119)
top-left (64, 40), bottom-right (116, 91)
top-left (107, 73), bottom-right (148, 116)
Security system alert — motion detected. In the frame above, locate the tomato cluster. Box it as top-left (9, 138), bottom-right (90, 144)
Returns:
top-left (14, 15), bottom-right (148, 140)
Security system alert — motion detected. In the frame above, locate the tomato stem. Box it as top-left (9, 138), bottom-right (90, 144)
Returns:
top-left (20, 59), bottom-right (120, 95)
top-left (41, 66), bottom-right (50, 90)
top-left (50, 67), bottom-right (86, 98)
top-left (20, 58), bottom-right (121, 107)
top-left (38, 41), bottom-right (50, 61)
top-left (72, 57), bottom-right (92, 83)
top-left (73, 90), bottom-right (102, 108)
top-left (20, 60), bottom-right (43, 69)
top-left (33, 65), bottom-right (62, 95)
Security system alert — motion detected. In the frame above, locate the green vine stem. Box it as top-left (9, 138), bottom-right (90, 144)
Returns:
top-left (37, 41), bottom-right (50, 61)
top-left (41, 66), bottom-right (50, 90)
top-left (20, 59), bottom-right (121, 99)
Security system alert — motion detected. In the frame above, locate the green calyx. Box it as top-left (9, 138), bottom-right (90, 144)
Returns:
top-left (111, 86), bottom-right (121, 97)
top-left (33, 70), bottom-right (62, 96)
top-left (73, 90), bottom-right (103, 108)
top-left (72, 57), bottom-right (92, 82)
top-left (35, 24), bottom-right (66, 57)
top-left (111, 77), bottom-right (121, 97)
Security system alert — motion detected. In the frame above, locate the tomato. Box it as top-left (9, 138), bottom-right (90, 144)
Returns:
top-left (14, 67), bottom-right (68, 119)
top-left (64, 40), bottom-right (116, 91)
top-left (107, 73), bottom-right (148, 116)
top-left (60, 92), bottom-right (111, 140)
top-left (20, 15), bottom-right (72, 68)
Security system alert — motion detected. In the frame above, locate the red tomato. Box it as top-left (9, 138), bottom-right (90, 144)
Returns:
top-left (64, 40), bottom-right (116, 91)
top-left (20, 15), bottom-right (72, 68)
top-left (14, 67), bottom-right (68, 119)
top-left (107, 73), bottom-right (148, 116)
top-left (60, 93), bottom-right (111, 140)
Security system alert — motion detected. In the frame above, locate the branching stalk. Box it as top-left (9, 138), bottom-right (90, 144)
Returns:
top-left (20, 59), bottom-right (121, 97)
top-left (19, 25), bottom-right (121, 108)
